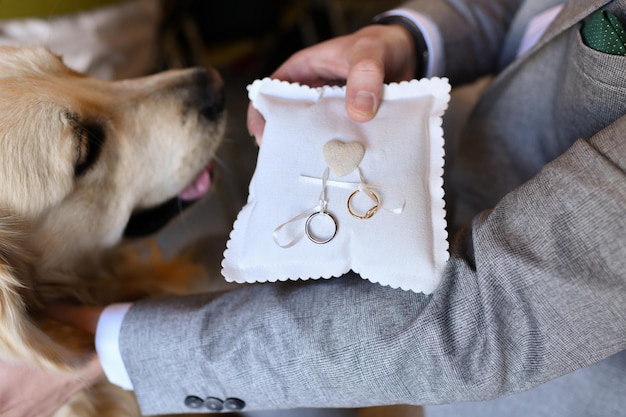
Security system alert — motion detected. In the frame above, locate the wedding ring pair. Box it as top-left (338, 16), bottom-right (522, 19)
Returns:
top-left (304, 188), bottom-right (380, 244)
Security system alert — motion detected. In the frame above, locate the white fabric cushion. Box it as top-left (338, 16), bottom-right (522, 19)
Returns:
top-left (222, 78), bottom-right (450, 293)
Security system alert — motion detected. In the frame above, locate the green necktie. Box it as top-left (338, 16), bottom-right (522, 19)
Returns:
top-left (581, 10), bottom-right (626, 55)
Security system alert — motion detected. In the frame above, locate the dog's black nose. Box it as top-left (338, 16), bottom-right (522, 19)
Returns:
top-left (191, 67), bottom-right (225, 121)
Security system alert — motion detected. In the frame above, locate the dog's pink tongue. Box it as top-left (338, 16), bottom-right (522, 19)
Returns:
top-left (179, 167), bottom-right (211, 201)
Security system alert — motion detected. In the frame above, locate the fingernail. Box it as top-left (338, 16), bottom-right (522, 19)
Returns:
top-left (351, 91), bottom-right (376, 115)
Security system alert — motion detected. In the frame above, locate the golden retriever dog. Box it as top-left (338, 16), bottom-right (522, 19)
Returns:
top-left (0, 46), bottom-right (226, 416)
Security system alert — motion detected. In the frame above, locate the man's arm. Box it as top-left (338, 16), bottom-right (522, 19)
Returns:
top-left (119, 114), bottom-right (626, 415)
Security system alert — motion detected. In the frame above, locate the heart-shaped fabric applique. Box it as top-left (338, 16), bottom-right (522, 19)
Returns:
top-left (323, 139), bottom-right (366, 177)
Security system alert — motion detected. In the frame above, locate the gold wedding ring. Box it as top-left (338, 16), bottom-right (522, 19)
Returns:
top-left (305, 211), bottom-right (338, 244)
top-left (347, 189), bottom-right (380, 220)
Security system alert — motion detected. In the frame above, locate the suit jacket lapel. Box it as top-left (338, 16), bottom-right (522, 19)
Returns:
top-left (532, 0), bottom-right (610, 53)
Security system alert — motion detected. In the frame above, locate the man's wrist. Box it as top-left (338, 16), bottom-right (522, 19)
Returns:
top-left (375, 15), bottom-right (429, 78)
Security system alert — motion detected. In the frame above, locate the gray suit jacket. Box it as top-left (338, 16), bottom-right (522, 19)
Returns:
top-left (118, 0), bottom-right (626, 414)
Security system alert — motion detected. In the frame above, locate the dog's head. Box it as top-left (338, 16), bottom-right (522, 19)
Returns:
top-left (0, 46), bottom-right (226, 276)
top-left (0, 46), bottom-right (226, 368)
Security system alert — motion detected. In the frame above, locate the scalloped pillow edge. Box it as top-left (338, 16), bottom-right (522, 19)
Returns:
top-left (224, 78), bottom-right (451, 293)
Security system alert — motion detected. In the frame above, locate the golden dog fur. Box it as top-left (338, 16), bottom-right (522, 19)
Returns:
top-left (0, 46), bottom-right (226, 416)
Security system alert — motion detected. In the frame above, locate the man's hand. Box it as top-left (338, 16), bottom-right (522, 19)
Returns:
top-left (0, 303), bottom-right (106, 417)
top-left (0, 356), bottom-right (103, 417)
top-left (247, 24), bottom-right (417, 143)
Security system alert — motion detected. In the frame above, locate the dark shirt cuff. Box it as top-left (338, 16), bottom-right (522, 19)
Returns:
top-left (375, 15), bottom-right (429, 78)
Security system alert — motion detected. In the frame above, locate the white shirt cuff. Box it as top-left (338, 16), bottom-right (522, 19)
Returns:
top-left (95, 303), bottom-right (134, 390)
top-left (375, 8), bottom-right (445, 77)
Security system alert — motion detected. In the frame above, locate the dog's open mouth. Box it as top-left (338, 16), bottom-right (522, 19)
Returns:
top-left (178, 164), bottom-right (212, 201)
top-left (123, 163), bottom-right (214, 238)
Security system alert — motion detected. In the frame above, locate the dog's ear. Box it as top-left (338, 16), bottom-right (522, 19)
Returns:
top-left (0, 209), bottom-right (80, 372)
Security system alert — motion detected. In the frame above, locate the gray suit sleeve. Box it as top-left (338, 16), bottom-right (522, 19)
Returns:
top-left (119, 115), bottom-right (626, 415)
top-left (402, 0), bottom-right (524, 84)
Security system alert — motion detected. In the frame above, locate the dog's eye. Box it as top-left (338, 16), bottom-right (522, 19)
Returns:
top-left (74, 122), bottom-right (105, 177)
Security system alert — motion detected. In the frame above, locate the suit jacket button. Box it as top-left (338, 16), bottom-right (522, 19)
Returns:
top-left (224, 397), bottom-right (246, 411)
top-left (204, 397), bottom-right (224, 411)
top-left (184, 395), bottom-right (204, 409)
